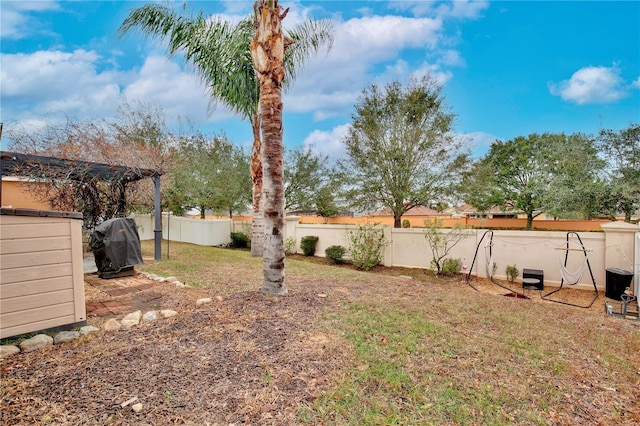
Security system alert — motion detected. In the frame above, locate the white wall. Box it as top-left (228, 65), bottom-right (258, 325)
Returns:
top-left (133, 214), bottom-right (639, 292)
top-left (133, 214), bottom-right (231, 247)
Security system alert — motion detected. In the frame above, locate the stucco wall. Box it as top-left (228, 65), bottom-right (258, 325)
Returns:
top-left (133, 214), bottom-right (638, 293)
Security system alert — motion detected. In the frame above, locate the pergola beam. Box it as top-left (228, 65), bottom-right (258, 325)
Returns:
top-left (0, 150), bottom-right (163, 261)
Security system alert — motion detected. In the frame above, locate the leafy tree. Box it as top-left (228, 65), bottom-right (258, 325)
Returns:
top-left (167, 133), bottom-right (250, 219)
top-left (339, 75), bottom-right (468, 228)
top-left (459, 160), bottom-right (502, 215)
top-left (315, 186), bottom-right (340, 222)
top-left (120, 2), bottom-right (333, 256)
top-left (469, 133), bottom-right (554, 229)
top-left (284, 146), bottom-right (336, 211)
top-left (543, 133), bottom-right (606, 220)
top-left (463, 132), bottom-right (610, 228)
top-left (5, 101), bottom-right (171, 227)
top-left (599, 123), bottom-right (640, 222)
top-left (210, 143), bottom-right (252, 218)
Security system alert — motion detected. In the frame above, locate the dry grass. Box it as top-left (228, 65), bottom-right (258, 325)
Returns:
top-left (1, 241), bottom-right (639, 425)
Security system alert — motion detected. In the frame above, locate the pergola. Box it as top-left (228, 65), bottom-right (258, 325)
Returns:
top-left (0, 151), bottom-right (163, 260)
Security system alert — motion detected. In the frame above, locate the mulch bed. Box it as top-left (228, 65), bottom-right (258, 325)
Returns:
top-left (1, 277), bottom-right (347, 425)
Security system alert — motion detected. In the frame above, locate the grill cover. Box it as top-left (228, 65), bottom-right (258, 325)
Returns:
top-left (90, 218), bottom-right (143, 274)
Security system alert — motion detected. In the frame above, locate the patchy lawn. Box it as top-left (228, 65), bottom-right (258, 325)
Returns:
top-left (1, 241), bottom-right (639, 425)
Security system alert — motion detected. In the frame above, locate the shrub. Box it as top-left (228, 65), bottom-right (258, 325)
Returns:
top-left (348, 223), bottom-right (389, 271)
top-left (441, 258), bottom-right (462, 276)
top-left (300, 236), bottom-right (319, 256)
top-left (423, 218), bottom-right (471, 274)
top-left (284, 237), bottom-right (296, 255)
top-left (229, 232), bottom-right (250, 248)
top-left (402, 219), bottom-right (411, 228)
top-left (325, 245), bottom-right (346, 264)
top-left (506, 264), bottom-right (519, 282)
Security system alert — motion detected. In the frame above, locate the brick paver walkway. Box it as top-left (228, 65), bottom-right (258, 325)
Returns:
top-left (85, 274), bottom-right (161, 317)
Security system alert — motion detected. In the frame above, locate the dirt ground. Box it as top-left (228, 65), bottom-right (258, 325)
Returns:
top-left (3, 266), bottom-right (355, 425)
top-left (1, 259), bottom-right (638, 425)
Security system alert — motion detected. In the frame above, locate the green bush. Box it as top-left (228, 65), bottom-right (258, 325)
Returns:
top-left (230, 232), bottom-right (250, 248)
top-left (402, 219), bottom-right (411, 228)
top-left (325, 245), bottom-right (346, 264)
top-left (300, 236), bottom-right (319, 256)
top-left (284, 237), bottom-right (296, 255)
top-left (441, 258), bottom-right (462, 276)
top-left (347, 223), bottom-right (389, 271)
top-left (506, 264), bottom-right (519, 282)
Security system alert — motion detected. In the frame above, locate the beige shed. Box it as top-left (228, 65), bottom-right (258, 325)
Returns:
top-left (0, 208), bottom-right (86, 339)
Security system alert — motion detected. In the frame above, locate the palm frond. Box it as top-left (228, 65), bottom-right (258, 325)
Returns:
top-left (284, 19), bottom-right (334, 87)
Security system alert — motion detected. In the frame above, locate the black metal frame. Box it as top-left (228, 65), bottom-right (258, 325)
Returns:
top-left (541, 231), bottom-right (598, 308)
top-left (465, 230), bottom-right (527, 298)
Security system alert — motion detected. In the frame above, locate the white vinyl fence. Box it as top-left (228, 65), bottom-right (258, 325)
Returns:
top-left (133, 214), bottom-right (639, 293)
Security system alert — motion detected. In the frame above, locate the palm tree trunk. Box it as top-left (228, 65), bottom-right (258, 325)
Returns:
top-left (251, 0), bottom-right (291, 296)
top-left (250, 110), bottom-right (265, 257)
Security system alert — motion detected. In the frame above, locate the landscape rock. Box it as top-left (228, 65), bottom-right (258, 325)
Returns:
top-left (142, 310), bottom-right (159, 322)
top-left (132, 403), bottom-right (144, 413)
top-left (165, 276), bottom-right (178, 282)
top-left (121, 310), bottom-right (142, 328)
top-left (79, 325), bottom-right (100, 336)
top-left (19, 334), bottom-right (53, 352)
top-left (398, 275), bottom-right (413, 280)
top-left (196, 297), bottom-right (212, 307)
top-left (54, 331), bottom-right (80, 345)
top-left (160, 309), bottom-right (178, 318)
top-left (0, 345), bottom-right (20, 358)
top-left (215, 295), bottom-right (224, 302)
top-left (102, 318), bottom-right (122, 331)
top-left (174, 281), bottom-right (185, 287)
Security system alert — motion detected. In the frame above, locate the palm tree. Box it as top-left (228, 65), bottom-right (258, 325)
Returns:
top-left (119, 3), bottom-right (333, 257)
top-left (250, 0), bottom-right (290, 296)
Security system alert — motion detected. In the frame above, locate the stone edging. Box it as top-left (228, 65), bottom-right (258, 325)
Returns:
top-left (0, 273), bottom-right (215, 360)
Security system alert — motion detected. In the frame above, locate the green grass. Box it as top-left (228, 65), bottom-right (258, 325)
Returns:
top-left (138, 240), bottom-right (640, 425)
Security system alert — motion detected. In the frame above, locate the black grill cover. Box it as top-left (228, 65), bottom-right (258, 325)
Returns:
top-left (90, 217), bottom-right (143, 273)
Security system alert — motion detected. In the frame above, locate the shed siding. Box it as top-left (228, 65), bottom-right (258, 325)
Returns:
top-left (0, 213), bottom-right (86, 339)
top-left (1, 276), bottom-right (72, 299)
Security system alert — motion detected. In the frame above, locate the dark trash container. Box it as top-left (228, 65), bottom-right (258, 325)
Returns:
top-left (605, 268), bottom-right (634, 300)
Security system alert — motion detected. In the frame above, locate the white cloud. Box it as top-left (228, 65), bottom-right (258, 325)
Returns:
top-left (448, 0), bottom-right (490, 19)
top-left (411, 63), bottom-right (454, 86)
top-left (458, 131), bottom-right (500, 158)
top-left (0, 49), bottom-right (122, 120)
top-left (632, 76), bottom-right (640, 89)
top-left (548, 65), bottom-right (628, 105)
top-left (122, 55), bottom-right (227, 123)
top-left (282, 11), bottom-right (455, 123)
top-left (0, 48), bottom-right (238, 130)
top-left (437, 49), bottom-right (466, 67)
top-left (389, 1), bottom-right (489, 19)
top-left (0, 0), bottom-right (60, 39)
top-left (301, 124), bottom-right (351, 163)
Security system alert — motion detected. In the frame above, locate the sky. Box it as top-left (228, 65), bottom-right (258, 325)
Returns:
top-left (1, 0), bottom-right (639, 160)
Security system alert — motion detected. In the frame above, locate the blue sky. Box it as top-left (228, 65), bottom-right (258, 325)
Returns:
top-left (1, 0), bottom-right (639, 160)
